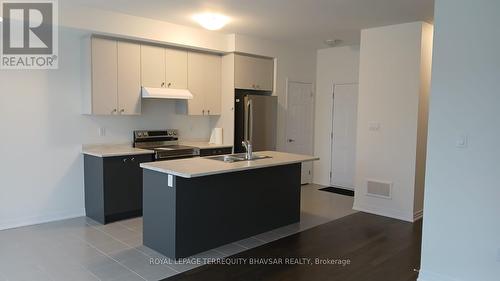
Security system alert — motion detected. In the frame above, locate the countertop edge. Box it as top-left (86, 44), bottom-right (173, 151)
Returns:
top-left (140, 157), bottom-right (319, 178)
top-left (82, 148), bottom-right (154, 158)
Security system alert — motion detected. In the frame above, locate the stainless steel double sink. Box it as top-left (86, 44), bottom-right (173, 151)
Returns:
top-left (205, 153), bottom-right (272, 163)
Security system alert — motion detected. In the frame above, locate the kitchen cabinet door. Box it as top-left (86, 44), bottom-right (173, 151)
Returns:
top-left (234, 54), bottom-right (274, 91)
top-left (102, 154), bottom-right (153, 221)
top-left (254, 57), bottom-right (274, 91)
top-left (84, 153), bottom-right (154, 224)
top-left (165, 48), bottom-right (188, 89)
top-left (234, 54), bottom-right (255, 90)
top-left (204, 54), bottom-right (222, 115)
top-left (187, 52), bottom-right (222, 115)
top-left (141, 45), bottom-right (165, 88)
top-left (117, 41), bottom-right (141, 115)
top-left (187, 52), bottom-right (208, 115)
top-left (91, 37), bottom-right (118, 115)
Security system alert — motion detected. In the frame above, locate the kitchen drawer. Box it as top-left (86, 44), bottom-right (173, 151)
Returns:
top-left (199, 147), bottom-right (233, 157)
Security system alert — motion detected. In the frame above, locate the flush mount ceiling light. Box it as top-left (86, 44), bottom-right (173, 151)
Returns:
top-left (192, 12), bottom-right (230, 31)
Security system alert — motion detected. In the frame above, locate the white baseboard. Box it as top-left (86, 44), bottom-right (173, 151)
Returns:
top-left (353, 203), bottom-right (414, 222)
top-left (418, 270), bottom-right (461, 281)
top-left (0, 209), bottom-right (85, 231)
top-left (414, 209), bottom-right (423, 221)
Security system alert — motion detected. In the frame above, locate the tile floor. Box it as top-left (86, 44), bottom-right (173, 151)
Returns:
top-left (0, 184), bottom-right (356, 281)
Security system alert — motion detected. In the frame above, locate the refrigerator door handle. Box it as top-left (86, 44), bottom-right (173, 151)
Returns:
top-left (249, 99), bottom-right (254, 141)
top-left (244, 99), bottom-right (254, 142)
top-left (244, 99), bottom-right (249, 141)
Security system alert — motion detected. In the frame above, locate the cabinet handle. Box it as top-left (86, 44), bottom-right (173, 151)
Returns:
top-left (123, 158), bottom-right (128, 163)
top-left (252, 84), bottom-right (256, 89)
top-left (207, 110), bottom-right (210, 115)
top-left (167, 82), bottom-right (172, 88)
top-left (161, 82), bottom-right (165, 88)
top-left (202, 109), bottom-right (205, 115)
top-left (120, 109), bottom-right (125, 113)
top-left (112, 109), bottom-right (117, 114)
top-left (131, 157), bottom-right (135, 162)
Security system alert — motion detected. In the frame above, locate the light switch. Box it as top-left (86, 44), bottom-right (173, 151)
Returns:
top-left (167, 174), bottom-right (173, 187)
top-left (456, 134), bottom-right (468, 148)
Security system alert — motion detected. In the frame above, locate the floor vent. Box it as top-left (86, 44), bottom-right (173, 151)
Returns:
top-left (366, 180), bottom-right (392, 199)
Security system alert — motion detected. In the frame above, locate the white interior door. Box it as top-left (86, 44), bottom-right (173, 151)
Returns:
top-left (331, 84), bottom-right (358, 190)
top-left (285, 81), bottom-right (315, 184)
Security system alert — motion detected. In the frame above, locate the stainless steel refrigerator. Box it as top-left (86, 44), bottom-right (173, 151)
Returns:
top-left (234, 89), bottom-right (277, 153)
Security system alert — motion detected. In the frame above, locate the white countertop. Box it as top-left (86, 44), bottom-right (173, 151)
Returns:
top-left (140, 151), bottom-right (319, 178)
top-left (82, 141), bottom-right (232, 158)
top-left (82, 144), bottom-right (154, 157)
top-left (179, 141), bottom-right (233, 150)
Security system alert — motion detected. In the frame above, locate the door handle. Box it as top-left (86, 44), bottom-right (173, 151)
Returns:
top-left (245, 99), bottom-right (253, 141)
top-left (288, 139), bottom-right (295, 143)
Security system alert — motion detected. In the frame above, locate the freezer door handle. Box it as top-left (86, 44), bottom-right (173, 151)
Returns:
top-left (249, 99), bottom-right (254, 141)
top-left (244, 98), bottom-right (254, 142)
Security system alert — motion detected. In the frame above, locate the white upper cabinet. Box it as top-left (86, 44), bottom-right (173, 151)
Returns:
top-left (90, 37), bottom-right (118, 115)
top-left (117, 41), bottom-right (141, 115)
top-left (187, 51), bottom-right (222, 115)
top-left (141, 45), bottom-right (189, 90)
top-left (165, 48), bottom-right (188, 89)
top-left (83, 36), bottom-right (222, 116)
top-left (234, 54), bottom-right (274, 91)
top-left (84, 37), bottom-right (141, 115)
top-left (140, 45), bottom-right (165, 88)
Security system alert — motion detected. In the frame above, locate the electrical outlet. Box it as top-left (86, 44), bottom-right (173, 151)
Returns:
top-left (99, 127), bottom-right (106, 137)
top-left (369, 122), bottom-right (381, 131)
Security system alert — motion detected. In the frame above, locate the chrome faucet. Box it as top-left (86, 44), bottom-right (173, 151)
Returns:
top-left (242, 140), bottom-right (253, 160)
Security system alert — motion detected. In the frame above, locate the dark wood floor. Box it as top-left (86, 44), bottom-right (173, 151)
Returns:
top-left (163, 212), bottom-right (422, 281)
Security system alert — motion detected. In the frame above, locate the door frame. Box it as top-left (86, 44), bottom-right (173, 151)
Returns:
top-left (284, 79), bottom-right (315, 184)
top-left (330, 82), bottom-right (358, 191)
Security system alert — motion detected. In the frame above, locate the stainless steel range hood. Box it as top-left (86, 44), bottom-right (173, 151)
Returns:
top-left (141, 87), bottom-right (193, 100)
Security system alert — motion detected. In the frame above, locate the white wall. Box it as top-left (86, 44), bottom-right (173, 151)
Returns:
top-left (313, 46), bottom-right (360, 186)
top-left (353, 22), bottom-right (432, 222)
top-left (0, 5), bottom-right (316, 230)
top-left (419, 1), bottom-right (500, 280)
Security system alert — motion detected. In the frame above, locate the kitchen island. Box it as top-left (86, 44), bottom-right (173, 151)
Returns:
top-left (140, 151), bottom-right (318, 259)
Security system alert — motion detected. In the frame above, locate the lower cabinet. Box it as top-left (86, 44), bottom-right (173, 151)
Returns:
top-left (84, 154), bottom-right (154, 224)
top-left (199, 147), bottom-right (233, 157)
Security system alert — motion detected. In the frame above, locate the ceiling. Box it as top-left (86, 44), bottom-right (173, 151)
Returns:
top-left (68, 0), bottom-right (434, 49)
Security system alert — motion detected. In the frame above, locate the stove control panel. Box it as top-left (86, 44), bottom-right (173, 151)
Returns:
top-left (134, 129), bottom-right (178, 140)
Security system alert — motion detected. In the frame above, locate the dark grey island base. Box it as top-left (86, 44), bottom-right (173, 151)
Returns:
top-left (142, 163), bottom-right (301, 259)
